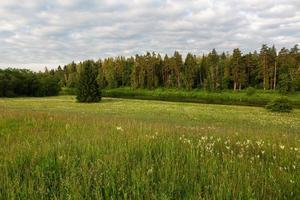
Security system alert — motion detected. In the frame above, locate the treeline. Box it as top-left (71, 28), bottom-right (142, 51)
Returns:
top-left (54, 44), bottom-right (300, 93)
top-left (0, 68), bottom-right (60, 97)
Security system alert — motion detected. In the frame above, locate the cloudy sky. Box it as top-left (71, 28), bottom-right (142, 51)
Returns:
top-left (0, 0), bottom-right (299, 71)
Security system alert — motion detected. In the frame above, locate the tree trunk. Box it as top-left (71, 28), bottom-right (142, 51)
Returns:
top-left (274, 61), bottom-right (277, 90)
top-left (263, 55), bottom-right (266, 90)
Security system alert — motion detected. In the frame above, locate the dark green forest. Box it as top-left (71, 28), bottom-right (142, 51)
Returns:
top-left (0, 68), bottom-right (60, 97)
top-left (57, 44), bottom-right (300, 93)
top-left (1, 44), bottom-right (300, 97)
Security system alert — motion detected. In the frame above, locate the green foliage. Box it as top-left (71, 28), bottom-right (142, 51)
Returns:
top-left (101, 87), bottom-right (300, 108)
top-left (31, 44), bottom-right (300, 93)
top-left (246, 87), bottom-right (256, 96)
top-left (76, 60), bottom-right (101, 103)
top-left (2, 44), bottom-right (300, 97)
top-left (59, 87), bottom-right (77, 95)
top-left (0, 68), bottom-right (60, 97)
top-left (266, 97), bottom-right (293, 112)
top-left (183, 53), bottom-right (197, 90)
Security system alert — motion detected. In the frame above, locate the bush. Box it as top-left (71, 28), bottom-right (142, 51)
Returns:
top-left (266, 97), bottom-right (293, 113)
top-left (246, 87), bottom-right (256, 96)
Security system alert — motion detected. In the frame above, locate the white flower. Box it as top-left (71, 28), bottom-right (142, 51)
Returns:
top-left (279, 145), bottom-right (285, 150)
top-left (116, 126), bottom-right (124, 132)
top-left (147, 168), bottom-right (153, 175)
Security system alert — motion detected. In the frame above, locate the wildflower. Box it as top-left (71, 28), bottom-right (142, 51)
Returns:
top-left (116, 126), bottom-right (124, 132)
top-left (147, 168), bottom-right (153, 175)
top-left (279, 144), bottom-right (285, 150)
top-left (201, 136), bottom-right (207, 141)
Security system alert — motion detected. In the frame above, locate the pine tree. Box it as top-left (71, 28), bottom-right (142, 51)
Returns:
top-left (231, 48), bottom-right (242, 91)
top-left (76, 60), bottom-right (101, 103)
top-left (173, 51), bottom-right (183, 87)
top-left (207, 49), bottom-right (219, 90)
top-left (259, 44), bottom-right (271, 90)
top-left (183, 53), bottom-right (197, 90)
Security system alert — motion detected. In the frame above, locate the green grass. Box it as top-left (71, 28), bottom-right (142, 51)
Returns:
top-left (0, 96), bottom-right (300, 199)
top-left (97, 87), bottom-right (300, 108)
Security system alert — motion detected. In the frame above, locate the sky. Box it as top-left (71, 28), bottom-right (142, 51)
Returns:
top-left (0, 0), bottom-right (299, 71)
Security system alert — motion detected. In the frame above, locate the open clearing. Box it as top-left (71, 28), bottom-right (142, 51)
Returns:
top-left (0, 96), bottom-right (300, 199)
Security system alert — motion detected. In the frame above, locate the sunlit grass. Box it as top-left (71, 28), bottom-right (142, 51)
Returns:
top-left (0, 96), bottom-right (299, 199)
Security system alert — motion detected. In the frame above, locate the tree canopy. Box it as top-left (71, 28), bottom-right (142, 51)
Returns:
top-left (52, 44), bottom-right (300, 93)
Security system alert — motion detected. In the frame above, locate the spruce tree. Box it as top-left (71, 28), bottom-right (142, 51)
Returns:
top-left (76, 60), bottom-right (101, 103)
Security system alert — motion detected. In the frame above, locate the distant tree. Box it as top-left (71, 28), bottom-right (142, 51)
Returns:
top-left (173, 51), bottom-right (183, 87)
top-left (207, 49), bottom-right (220, 90)
top-left (76, 60), bottom-right (101, 103)
top-left (38, 74), bottom-right (61, 96)
top-left (65, 61), bottom-right (78, 88)
top-left (259, 44), bottom-right (274, 90)
top-left (183, 53), bottom-right (197, 90)
top-left (231, 48), bottom-right (243, 91)
top-left (41, 44), bottom-right (300, 93)
top-left (218, 52), bottom-right (227, 89)
top-left (0, 68), bottom-right (60, 97)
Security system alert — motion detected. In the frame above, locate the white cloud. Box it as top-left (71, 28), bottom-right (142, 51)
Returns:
top-left (0, 0), bottom-right (299, 70)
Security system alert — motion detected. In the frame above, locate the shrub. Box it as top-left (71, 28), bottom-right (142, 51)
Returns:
top-left (266, 97), bottom-right (293, 113)
top-left (76, 60), bottom-right (101, 103)
top-left (246, 87), bottom-right (256, 96)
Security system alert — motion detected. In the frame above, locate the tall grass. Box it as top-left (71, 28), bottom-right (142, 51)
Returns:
top-left (101, 87), bottom-right (300, 108)
top-left (0, 96), bottom-right (299, 199)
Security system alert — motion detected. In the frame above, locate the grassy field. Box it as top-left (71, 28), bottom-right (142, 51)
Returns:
top-left (0, 96), bottom-right (300, 199)
top-left (60, 87), bottom-right (300, 108)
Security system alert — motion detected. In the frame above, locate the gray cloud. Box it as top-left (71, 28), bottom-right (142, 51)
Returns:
top-left (0, 0), bottom-right (299, 71)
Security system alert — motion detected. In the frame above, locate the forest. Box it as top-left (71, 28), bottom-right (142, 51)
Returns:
top-left (0, 68), bottom-right (60, 97)
top-left (56, 44), bottom-right (300, 93)
top-left (1, 44), bottom-right (300, 98)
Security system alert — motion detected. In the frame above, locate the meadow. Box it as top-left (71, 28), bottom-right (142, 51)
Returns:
top-left (60, 87), bottom-right (300, 108)
top-left (0, 96), bottom-right (300, 199)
